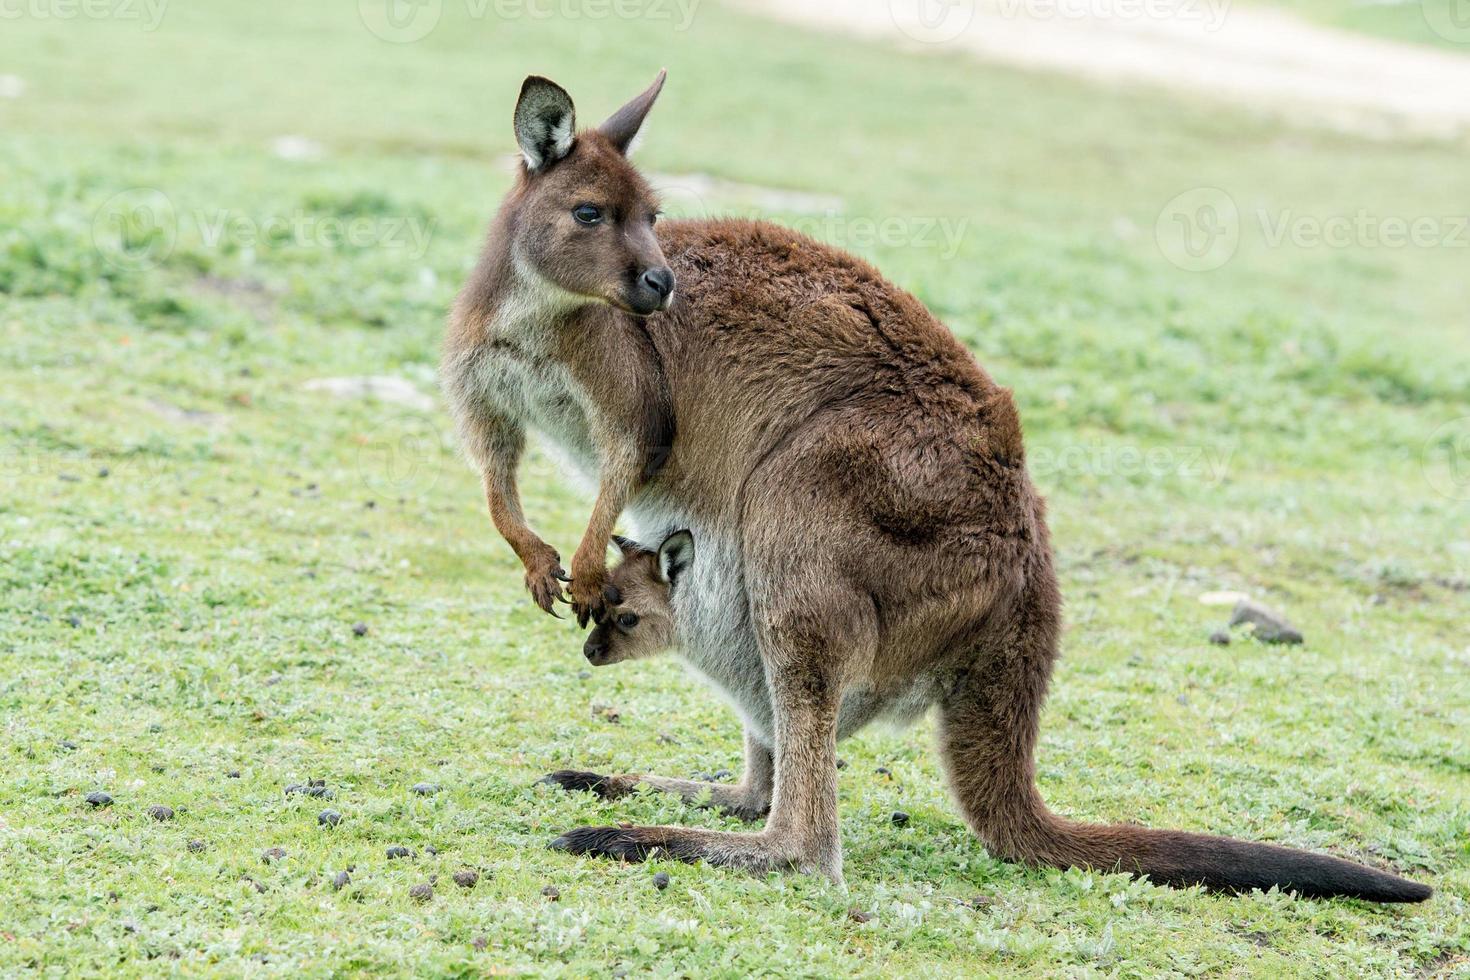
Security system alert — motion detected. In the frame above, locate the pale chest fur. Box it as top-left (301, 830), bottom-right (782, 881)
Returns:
top-left (472, 343), bottom-right (600, 479)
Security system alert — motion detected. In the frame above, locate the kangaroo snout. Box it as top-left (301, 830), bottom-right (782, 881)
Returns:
top-left (583, 633), bottom-right (612, 666)
top-left (630, 265), bottom-right (675, 314)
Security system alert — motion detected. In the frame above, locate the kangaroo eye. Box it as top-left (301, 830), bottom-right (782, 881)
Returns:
top-left (573, 204), bottom-right (603, 225)
top-left (617, 612), bottom-right (639, 629)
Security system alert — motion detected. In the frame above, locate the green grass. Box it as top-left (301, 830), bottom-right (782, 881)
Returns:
top-left (2, 1), bottom-right (1469, 975)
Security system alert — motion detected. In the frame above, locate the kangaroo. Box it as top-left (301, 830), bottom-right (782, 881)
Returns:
top-left (442, 73), bottom-right (1432, 902)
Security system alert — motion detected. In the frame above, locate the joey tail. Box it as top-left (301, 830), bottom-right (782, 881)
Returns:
top-left (940, 574), bottom-right (1432, 903)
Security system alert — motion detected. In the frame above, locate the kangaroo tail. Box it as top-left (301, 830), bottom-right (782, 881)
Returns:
top-left (940, 565), bottom-right (1431, 903)
top-left (969, 801), bottom-right (1430, 902)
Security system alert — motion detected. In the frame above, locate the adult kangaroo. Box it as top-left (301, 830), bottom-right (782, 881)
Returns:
top-left (441, 72), bottom-right (1431, 902)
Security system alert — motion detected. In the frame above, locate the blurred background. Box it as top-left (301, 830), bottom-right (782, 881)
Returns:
top-left (2, 1), bottom-right (1467, 975)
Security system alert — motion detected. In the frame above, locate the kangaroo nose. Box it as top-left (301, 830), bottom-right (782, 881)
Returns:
top-left (583, 637), bottom-right (607, 663)
top-left (640, 266), bottom-right (675, 300)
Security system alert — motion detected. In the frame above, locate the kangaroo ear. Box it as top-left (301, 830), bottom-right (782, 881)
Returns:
top-left (611, 535), bottom-right (647, 559)
top-left (656, 529), bottom-right (693, 585)
top-left (597, 69), bottom-right (666, 156)
top-left (514, 75), bottom-right (576, 172)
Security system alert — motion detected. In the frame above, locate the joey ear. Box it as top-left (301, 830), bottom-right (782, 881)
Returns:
top-left (514, 75), bottom-right (576, 172)
top-left (597, 69), bottom-right (666, 156)
top-left (611, 534), bottom-right (648, 559)
top-left (656, 529), bottom-right (693, 585)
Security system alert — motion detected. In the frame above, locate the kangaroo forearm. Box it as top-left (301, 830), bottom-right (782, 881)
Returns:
top-left (571, 478), bottom-right (631, 573)
top-left (483, 467), bottom-right (552, 567)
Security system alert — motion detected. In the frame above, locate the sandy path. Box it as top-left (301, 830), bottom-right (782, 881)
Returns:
top-left (733, 0), bottom-right (1470, 137)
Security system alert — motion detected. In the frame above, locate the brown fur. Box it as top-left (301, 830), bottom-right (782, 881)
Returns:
top-left (445, 75), bottom-right (1432, 903)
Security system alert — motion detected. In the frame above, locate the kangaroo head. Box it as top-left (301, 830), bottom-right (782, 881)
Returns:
top-left (582, 529), bottom-right (692, 666)
top-left (505, 71), bottom-right (674, 317)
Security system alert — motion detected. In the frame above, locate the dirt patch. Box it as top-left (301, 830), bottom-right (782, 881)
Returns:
top-left (735, 0), bottom-right (1470, 138)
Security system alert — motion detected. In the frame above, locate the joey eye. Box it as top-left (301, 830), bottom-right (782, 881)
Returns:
top-left (573, 204), bottom-right (603, 225)
top-left (616, 612), bottom-right (639, 629)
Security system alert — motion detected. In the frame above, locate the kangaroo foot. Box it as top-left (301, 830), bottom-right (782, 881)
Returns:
top-left (548, 826), bottom-right (833, 881)
top-left (537, 770), bottom-right (771, 822)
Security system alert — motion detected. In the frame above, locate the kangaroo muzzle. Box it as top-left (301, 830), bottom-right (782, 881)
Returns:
top-left (627, 265), bottom-right (675, 316)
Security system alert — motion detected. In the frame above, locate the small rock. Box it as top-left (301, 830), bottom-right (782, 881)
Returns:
top-left (848, 908), bottom-right (872, 923)
top-left (411, 782), bottom-right (440, 796)
top-left (97, 467), bottom-right (110, 478)
top-left (270, 135), bottom-right (325, 162)
top-left (303, 376), bottom-right (434, 411)
top-left (453, 869), bottom-right (479, 889)
top-left (147, 804), bottom-right (174, 822)
top-left (577, 670), bottom-right (591, 680)
top-left (1176, 694), bottom-right (1190, 707)
top-left (651, 871), bottom-right (670, 891)
top-left (187, 839), bottom-right (207, 853)
top-left (59, 740), bottom-right (78, 751)
top-left (226, 770), bottom-right (241, 778)
top-left (409, 882), bottom-right (433, 902)
top-left (472, 936), bottom-right (489, 951)
top-left (318, 809), bottom-right (342, 827)
top-left (352, 622), bottom-right (369, 637)
top-left (85, 791), bottom-right (112, 808)
top-left (1229, 599), bottom-right (1304, 645)
top-left (891, 810), bottom-right (910, 827)
top-left (386, 845), bottom-right (415, 860)
top-left (541, 884), bottom-right (560, 901)
top-left (332, 870), bottom-right (351, 891)
top-left (244, 876), bottom-right (266, 893)
top-left (875, 767), bottom-right (891, 777)
top-left (261, 847), bottom-right (287, 864)
top-left (425, 845), bottom-right (438, 856)
top-left (1208, 629), bottom-right (1231, 645)
top-left (712, 769), bottom-right (732, 781)
top-left (285, 783), bottom-right (332, 798)
top-left (836, 758), bottom-right (848, 769)
top-left (67, 616), bottom-right (82, 628)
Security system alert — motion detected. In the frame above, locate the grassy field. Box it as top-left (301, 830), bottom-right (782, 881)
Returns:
top-left (2, 1), bottom-right (1468, 975)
